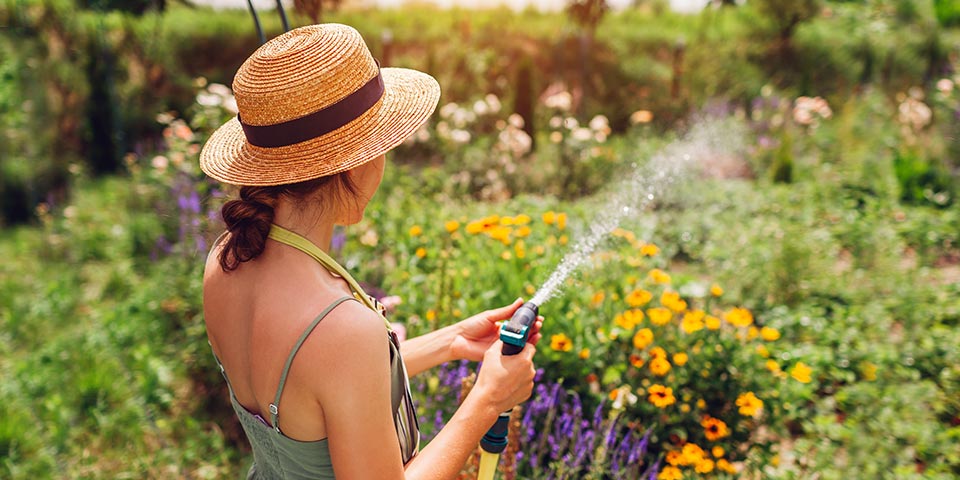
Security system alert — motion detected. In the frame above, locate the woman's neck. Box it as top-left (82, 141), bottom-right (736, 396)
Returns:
top-left (271, 200), bottom-right (338, 252)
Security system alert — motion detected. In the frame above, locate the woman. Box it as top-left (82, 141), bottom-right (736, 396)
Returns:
top-left (199, 24), bottom-right (541, 479)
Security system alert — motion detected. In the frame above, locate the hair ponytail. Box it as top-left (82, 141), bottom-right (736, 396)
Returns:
top-left (216, 172), bottom-right (360, 272)
top-left (219, 186), bottom-right (278, 271)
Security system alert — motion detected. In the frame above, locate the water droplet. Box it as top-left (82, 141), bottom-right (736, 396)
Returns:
top-left (647, 194), bottom-right (654, 200)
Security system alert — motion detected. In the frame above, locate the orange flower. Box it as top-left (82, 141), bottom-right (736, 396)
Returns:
top-left (550, 333), bottom-right (573, 352)
top-left (681, 310), bottom-right (705, 333)
top-left (640, 243), bottom-right (659, 256)
top-left (649, 268), bottom-right (671, 284)
top-left (724, 307), bottom-right (754, 327)
top-left (705, 315), bottom-right (721, 330)
top-left (629, 353), bottom-right (645, 368)
top-left (649, 356), bottom-right (671, 376)
top-left (444, 220), bottom-right (460, 233)
top-left (660, 291), bottom-right (687, 312)
top-left (647, 307), bottom-right (673, 326)
top-left (557, 213), bottom-right (567, 230)
top-left (736, 392), bottom-right (763, 417)
top-left (409, 225), bottom-right (423, 237)
top-left (672, 352), bottom-right (688, 366)
top-left (710, 284), bottom-right (724, 296)
top-left (649, 346), bottom-right (667, 358)
top-left (647, 384), bottom-right (676, 408)
top-left (515, 225), bottom-right (532, 238)
top-left (579, 348), bottom-right (591, 360)
top-left (632, 328), bottom-right (654, 350)
top-left (700, 416), bottom-right (730, 441)
top-left (717, 458), bottom-right (737, 473)
top-left (695, 458), bottom-right (715, 473)
top-left (790, 362), bottom-right (813, 383)
top-left (760, 326), bottom-right (781, 341)
top-left (626, 289), bottom-right (653, 307)
top-left (657, 466), bottom-right (682, 480)
top-left (415, 247), bottom-right (427, 258)
top-left (542, 211), bottom-right (556, 225)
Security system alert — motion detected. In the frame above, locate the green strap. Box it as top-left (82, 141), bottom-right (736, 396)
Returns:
top-left (269, 295), bottom-right (358, 435)
top-left (268, 224), bottom-right (390, 328)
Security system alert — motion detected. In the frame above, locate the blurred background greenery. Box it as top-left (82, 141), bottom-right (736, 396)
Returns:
top-left (1, 0), bottom-right (959, 478)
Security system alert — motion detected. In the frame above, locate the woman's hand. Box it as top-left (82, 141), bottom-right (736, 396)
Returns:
top-left (449, 298), bottom-right (544, 362)
top-left (472, 340), bottom-right (537, 413)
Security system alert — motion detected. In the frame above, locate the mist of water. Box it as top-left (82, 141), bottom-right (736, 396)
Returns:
top-left (529, 117), bottom-right (744, 306)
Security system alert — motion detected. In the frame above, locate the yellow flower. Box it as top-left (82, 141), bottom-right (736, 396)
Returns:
top-left (747, 326), bottom-right (759, 339)
top-left (756, 344), bottom-right (770, 357)
top-left (760, 326), bottom-right (781, 341)
top-left (626, 289), bottom-right (653, 307)
top-left (658, 466), bottom-right (682, 480)
top-left (629, 353), bottom-right (645, 368)
top-left (500, 251), bottom-right (512, 260)
top-left (632, 328), bottom-right (654, 350)
top-left (710, 284), bottom-right (724, 297)
top-left (765, 360), bottom-right (781, 374)
top-left (712, 446), bottom-right (724, 458)
top-left (409, 225), bottom-right (423, 237)
top-left (514, 214), bottom-right (531, 225)
top-left (615, 309), bottom-right (643, 330)
top-left (665, 451), bottom-right (682, 466)
top-left (444, 220), bottom-right (460, 233)
top-left (542, 211), bottom-right (556, 225)
top-left (695, 458), bottom-right (715, 473)
top-left (488, 225), bottom-right (512, 245)
top-left (672, 352), bottom-right (688, 366)
top-left (515, 225), bottom-right (532, 238)
top-left (465, 220), bottom-right (485, 234)
top-left (534, 245), bottom-right (546, 256)
top-left (696, 399), bottom-right (706, 409)
top-left (736, 392), bottom-right (763, 417)
top-left (724, 307), bottom-right (754, 327)
top-left (649, 346), bottom-right (667, 358)
top-left (647, 384), bottom-right (676, 408)
top-left (557, 212), bottom-right (567, 230)
top-left (716, 459), bottom-right (737, 473)
top-left (649, 268), bottom-right (671, 284)
top-left (559, 234), bottom-right (568, 245)
top-left (426, 309), bottom-right (437, 322)
top-left (790, 362), bottom-right (813, 383)
top-left (500, 216), bottom-right (515, 226)
top-left (660, 291), bottom-right (687, 313)
top-left (550, 333), bottom-right (574, 352)
top-left (701, 416), bottom-right (730, 441)
top-left (705, 315), bottom-right (721, 330)
top-left (640, 243), bottom-right (659, 256)
top-left (861, 361), bottom-right (878, 381)
top-left (647, 307), bottom-right (673, 326)
top-left (415, 247), bottom-right (427, 258)
top-left (579, 348), bottom-right (590, 360)
top-left (591, 291), bottom-right (605, 307)
top-left (681, 310), bottom-right (705, 334)
top-left (612, 227), bottom-right (636, 242)
top-left (649, 356), bottom-right (672, 376)
top-left (680, 443), bottom-right (706, 465)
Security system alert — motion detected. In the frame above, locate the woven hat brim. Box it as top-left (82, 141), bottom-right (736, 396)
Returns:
top-left (200, 68), bottom-right (440, 186)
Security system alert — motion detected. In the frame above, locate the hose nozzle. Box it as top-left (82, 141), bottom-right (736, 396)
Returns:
top-left (500, 301), bottom-right (539, 356)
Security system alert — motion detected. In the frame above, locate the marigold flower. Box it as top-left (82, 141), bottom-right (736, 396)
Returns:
top-left (710, 284), bottom-right (724, 296)
top-left (649, 356), bottom-right (672, 376)
top-left (716, 458), bottom-right (737, 473)
top-left (409, 225), bottom-right (423, 237)
top-left (415, 247), bottom-right (427, 258)
top-left (647, 384), bottom-right (675, 408)
top-left (696, 458), bottom-right (715, 473)
top-left (632, 328), bottom-right (654, 350)
top-left (649, 346), bottom-right (667, 358)
top-left (765, 360), bottom-right (781, 374)
top-left (736, 392), bottom-right (763, 417)
top-left (465, 220), bottom-right (485, 234)
top-left (660, 291), bottom-right (687, 313)
top-left (696, 399), bottom-right (706, 409)
top-left (626, 289), bottom-right (653, 307)
top-left (760, 326), bottom-right (781, 341)
top-left (550, 333), bottom-right (573, 352)
top-left (649, 268), bottom-right (671, 284)
top-left (488, 225), bottom-right (512, 245)
top-left (790, 362), bottom-right (813, 383)
top-left (681, 443), bottom-right (706, 465)
top-left (705, 315), bottom-right (721, 330)
top-left (712, 446), bottom-right (724, 458)
top-left (672, 352), bottom-right (688, 366)
top-left (542, 211), bottom-right (556, 225)
top-left (621, 309), bottom-right (644, 329)
top-left (426, 309), bottom-right (437, 321)
top-left (557, 212), bottom-right (567, 230)
top-left (579, 348), bottom-right (590, 360)
top-left (444, 220), bottom-right (460, 233)
top-left (658, 466), bottom-right (682, 480)
top-left (514, 214), bottom-right (531, 225)
top-left (629, 353), bottom-right (645, 368)
top-left (640, 243), bottom-right (659, 256)
top-left (665, 450), bottom-right (682, 466)
top-left (747, 326), bottom-right (759, 339)
top-left (648, 307), bottom-right (672, 326)
top-left (559, 235), bottom-right (568, 245)
top-left (701, 416), bottom-right (730, 441)
top-left (724, 307), bottom-right (754, 327)
top-left (681, 311), bottom-right (705, 333)
top-left (515, 225), bottom-right (531, 238)
top-left (591, 291), bottom-right (605, 307)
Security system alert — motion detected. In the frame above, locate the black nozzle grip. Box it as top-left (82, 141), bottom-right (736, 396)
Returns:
top-left (502, 342), bottom-right (525, 356)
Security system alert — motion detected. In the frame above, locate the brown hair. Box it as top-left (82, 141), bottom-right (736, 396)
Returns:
top-left (218, 172), bottom-right (358, 271)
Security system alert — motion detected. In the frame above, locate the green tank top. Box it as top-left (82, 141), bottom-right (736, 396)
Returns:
top-left (211, 224), bottom-right (420, 479)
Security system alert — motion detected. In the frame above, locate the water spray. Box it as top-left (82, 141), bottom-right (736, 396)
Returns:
top-left (477, 118), bottom-right (743, 479)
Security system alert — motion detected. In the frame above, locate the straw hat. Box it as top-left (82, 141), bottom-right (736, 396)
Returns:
top-left (200, 24), bottom-right (440, 186)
